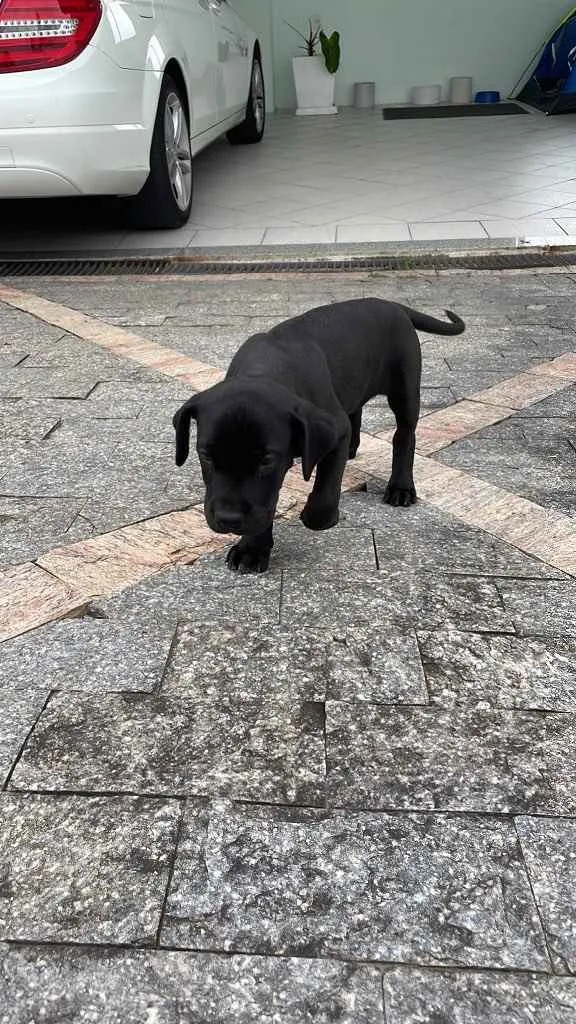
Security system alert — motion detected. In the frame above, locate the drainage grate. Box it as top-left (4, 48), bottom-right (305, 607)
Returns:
top-left (1, 249), bottom-right (576, 277)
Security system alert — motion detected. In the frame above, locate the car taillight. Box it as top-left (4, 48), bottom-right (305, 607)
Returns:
top-left (0, 0), bottom-right (102, 73)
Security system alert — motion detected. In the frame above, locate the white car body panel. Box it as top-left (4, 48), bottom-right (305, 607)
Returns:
top-left (0, 0), bottom-right (257, 197)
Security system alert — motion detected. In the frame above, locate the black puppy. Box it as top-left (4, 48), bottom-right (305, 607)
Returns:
top-left (173, 298), bottom-right (465, 572)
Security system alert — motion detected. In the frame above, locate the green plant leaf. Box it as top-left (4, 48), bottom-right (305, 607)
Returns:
top-left (319, 29), bottom-right (341, 74)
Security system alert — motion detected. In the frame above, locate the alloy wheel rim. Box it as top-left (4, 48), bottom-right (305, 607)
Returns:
top-left (252, 62), bottom-right (265, 132)
top-left (164, 92), bottom-right (192, 212)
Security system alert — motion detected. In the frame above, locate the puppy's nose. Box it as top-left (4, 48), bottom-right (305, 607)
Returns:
top-left (215, 512), bottom-right (245, 534)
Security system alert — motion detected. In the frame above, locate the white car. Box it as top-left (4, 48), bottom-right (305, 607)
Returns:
top-left (0, 0), bottom-right (264, 227)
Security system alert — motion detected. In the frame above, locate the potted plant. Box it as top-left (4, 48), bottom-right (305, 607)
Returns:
top-left (286, 20), bottom-right (341, 115)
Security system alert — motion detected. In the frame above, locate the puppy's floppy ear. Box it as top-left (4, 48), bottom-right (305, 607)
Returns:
top-left (172, 396), bottom-right (200, 467)
top-left (291, 399), bottom-right (339, 481)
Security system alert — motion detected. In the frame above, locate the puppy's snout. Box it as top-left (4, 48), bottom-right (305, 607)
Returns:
top-left (214, 512), bottom-right (246, 534)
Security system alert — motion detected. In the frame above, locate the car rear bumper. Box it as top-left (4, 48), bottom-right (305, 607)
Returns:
top-left (0, 47), bottom-right (153, 197)
top-left (0, 124), bottom-right (151, 197)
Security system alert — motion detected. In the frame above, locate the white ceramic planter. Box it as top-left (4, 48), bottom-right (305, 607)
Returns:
top-left (292, 56), bottom-right (337, 115)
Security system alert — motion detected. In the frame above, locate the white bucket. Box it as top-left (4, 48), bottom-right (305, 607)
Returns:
top-left (411, 84), bottom-right (442, 106)
top-left (449, 76), bottom-right (473, 104)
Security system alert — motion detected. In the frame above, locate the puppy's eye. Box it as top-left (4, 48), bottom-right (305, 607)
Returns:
top-left (259, 454), bottom-right (276, 475)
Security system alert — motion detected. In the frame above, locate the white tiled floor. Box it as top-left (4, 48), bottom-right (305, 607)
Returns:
top-left (3, 108), bottom-right (576, 251)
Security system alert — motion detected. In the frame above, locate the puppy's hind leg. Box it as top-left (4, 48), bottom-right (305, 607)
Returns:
top-left (226, 526), bottom-right (274, 574)
top-left (383, 382), bottom-right (419, 507)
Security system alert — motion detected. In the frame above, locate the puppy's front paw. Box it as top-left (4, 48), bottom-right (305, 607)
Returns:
top-left (300, 500), bottom-right (340, 531)
top-left (383, 482), bottom-right (417, 507)
top-left (226, 540), bottom-right (271, 574)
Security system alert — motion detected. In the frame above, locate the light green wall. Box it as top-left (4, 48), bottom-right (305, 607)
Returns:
top-left (235, 0), bottom-right (575, 110)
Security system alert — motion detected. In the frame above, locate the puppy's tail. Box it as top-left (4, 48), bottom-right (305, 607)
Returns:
top-left (401, 306), bottom-right (465, 336)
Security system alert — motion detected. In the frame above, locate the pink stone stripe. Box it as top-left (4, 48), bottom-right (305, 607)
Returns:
top-left (0, 563), bottom-right (89, 642)
top-left (469, 372), bottom-right (571, 410)
top-left (36, 508), bottom-right (231, 596)
top-left (0, 284), bottom-right (223, 391)
top-left (414, 454), bottom-right (576, 576)
top-left (404, 400), bottom-right (514, 456)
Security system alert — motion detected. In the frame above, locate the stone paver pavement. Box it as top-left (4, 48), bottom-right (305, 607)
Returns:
top-left (0, 268), bottom-right (575, 1022)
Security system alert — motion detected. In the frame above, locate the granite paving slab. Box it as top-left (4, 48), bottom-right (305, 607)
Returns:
top-left (325, 625), bottom-right (427, 704)
top-left (0, 347), bottom-right (27, 369)
top-left (0, 399), bottom-right (61, 441)
top-left (516, 816), bottom-right (576, 974)
top-left (0, 368), bottom-right (101, 400)
top-left (10, 693), bottom-right (326, 805)
top-left (0, 614), bottom-right (175, 692)
top-left (436, 432), bottom-right (576, 517)
top-left (326, 704), bottom-right (576, 814)
top-left (0, 689), bottom-right (47, 786)
top-left (280, 569), bottom-right (513, 632)
top-left (382, 967), bottom-right (576, 1023)
top-left (0, 793), bottom-right (180, 944)
top-left (0, 437), bottom-right (181, 500)
top-left (340, 494), bottom-right (564, 577)
top-left (162, 800), bottom-right (549, 970)
top-left (93, 562), bottom-right (282, 626)
top-left (162, 619), bottom-right (427, 704)
top-left (0, 946), bottom-right (384, 1024)
top-left (0, 496), bottom-right (84, 566)
top-left (419, 630), bottom-right (576, 711)
top-left (498, 580), bottom-right (576, 636)
top-left (516, 385), bottom-right (576, 418)
top-left (23, 333), bottom-right (157, 382)
top-left (270, 522), bottom-right (376, 571)
top-left (71, 496), bottom-right (194, 536)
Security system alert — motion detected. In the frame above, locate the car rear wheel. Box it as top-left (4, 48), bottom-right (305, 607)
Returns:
top-left (226, 54), bottom-right (265, 145)
top-left (124, 75), bottom-right (193, 229)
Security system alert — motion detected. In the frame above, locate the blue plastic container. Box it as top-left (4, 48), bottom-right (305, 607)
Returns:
top-left (475, 91), bottom-right (501, 104)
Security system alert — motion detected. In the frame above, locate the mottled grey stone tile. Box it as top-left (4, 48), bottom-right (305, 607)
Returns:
top-left (95, 562), bottom-right (282, 626)
top-left (162, 619), bottom-right (426, 705)
top-left (0, 347), bottom-right (27, 369)
top-left (272, 522), bottom-right (376, 571)
top-left (436, 433), bottom-right (576, 517)
top-left (85, 379), bottom-right (191, 418)
top-left (0, 496), bottom-right (84, 566)
top-left (0, 368), bottom-right (100, 399)
top-left (0, 615), bottom-right (175, 693)
top-left (281, 569), bottom-right (513, 632)
top-left (517, 385), bottom-right (576, 418)
top-left (12, 693), bottom-right (325, 804)
top-left (383, 967), bottom-right (576, 1023)
top-left (326, 625), bottom-right (427, 703)
top-left (0, 946), bottom-right (384, 1024)
top-left (138, 322), bottom-right (244, 368)
top-left (0, 436), bottom-right (179, 499)
top-left (73, 496), bottom-right (195, 535)
top-left (23, 334), bottom-right (155, 382)
top-left (516, 817), bottom-right (576, 974)
top-left (326, 704), bottom-right (576, 814)
top-left (162, 800), bottom-right (548, 969)
top-left (419, 630), bottom-right (576, 711)
top-left (0, 399), bottom-right (60, 441)
top-left (0, 689), bottom-right (47, 786)
top-left (163, 619), bottom-right (326, 700)
top-left (498, 580), bottom-right (576, 637)
top-left (341, 494), bottom-right (564, 577)
top-left (0, 793), bottom-right (180, 943)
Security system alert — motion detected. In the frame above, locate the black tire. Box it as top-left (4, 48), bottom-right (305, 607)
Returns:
top-left (226, 53), bottom-right (265, 145)
top-left (124, 75), bottom-right (193, 230)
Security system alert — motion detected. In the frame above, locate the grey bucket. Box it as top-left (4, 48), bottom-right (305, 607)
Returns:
top-left (354, 81), bottom-right (375, 108)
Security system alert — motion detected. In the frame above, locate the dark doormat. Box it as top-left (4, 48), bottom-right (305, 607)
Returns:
top-left (383, 102), bottom-right (528, 120)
